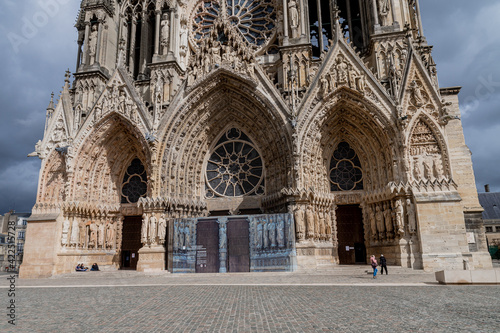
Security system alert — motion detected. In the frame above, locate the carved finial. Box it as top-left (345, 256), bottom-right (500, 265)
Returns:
top-left (47, 92), bottom-right (55, 111)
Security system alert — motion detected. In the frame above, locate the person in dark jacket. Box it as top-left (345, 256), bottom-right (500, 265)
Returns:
top-left (379, 254), bottom-right (388, 275)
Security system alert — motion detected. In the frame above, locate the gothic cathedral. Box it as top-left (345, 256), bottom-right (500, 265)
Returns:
top-left (20, 0), bottom-right (492, 278)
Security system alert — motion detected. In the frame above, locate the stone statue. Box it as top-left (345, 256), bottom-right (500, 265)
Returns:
top-left (306, 205), bottom-right (315, 239)
top-left (141, 213), bottom-right (148, 244)
top-left (149, 214), bottom-right (157, 244)
top-left (413, 157), bottom-right (423, 180)
top-left (410, 80), bottom-right (424, 106)
top-left (263, 221), bottom-right (269, 249)
top-left (160, 15), bottom-right (170, 54)
top-left (356, 75), bottom-right (366, 92)
top-left (269, 218), bottom-right (276, 247)
top-left (219, 222), bottom-right (227, 249)
top-left (383, 202), bottom-right (393, 237)
top-left (320, 75), bottom-right (329, 97)
top-left (90, 223), bottom-right (97, 248)
top-left (319, 211), bottom-right (326, 240)
top-left (89, 25), bottom-right (98, 64)
top-left (336, 57), bottom-right (348, 85)
top-left (406, 199), bottom-right (417, 234)
top-left (367, 205), bottom-right (377, 239)
top-left (325, 209), bottom-right (333, 240)
top-left (256, 222), bottom-right (263, 249)
top-left (70, 218), bottom-right (79, 247)
top-left (79, 223), bottom-right (86, 248)
top-left (118, 90), bottom-right (126, 114)
top-left (378, 0), bottom-right (390, 26)
top-left (61, 219), bottom-right (70, 246)
top-left (211, 41), bottom-right (222, 65)
top-left (375, 204), bottom-right (385, 239)
top-left (157, 215), bottom-right (166, 244)
top-left (288, 0), bottom-right (299, 38)
top-left (423, 158), bottom-right (433, 181)
top-left (314, 209), bottom-right (320, 239)
top-left (277, 215), bottom-right (285, 247)
top-left (105, 222), bottom-right (112, 248)
top-left (98, 222), bottom-right (105, 248)
top-left (394, 199), bottom-right (405, 235)
top-left (433, 155), bottom-right (444, 179)
top-left (173, 223), bottom-right (180, 249)
top-left (294, 206), bottom-right (305, 241)
top-left (179, 20), bottom-right (188, 61)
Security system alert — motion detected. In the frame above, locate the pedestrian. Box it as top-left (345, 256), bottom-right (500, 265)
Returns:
top-left (379, 254), bottom-right (388, 275)
top-left (370, 255), bottom-right (378, 278)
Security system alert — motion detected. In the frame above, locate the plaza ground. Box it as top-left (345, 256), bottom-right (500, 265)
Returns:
top-left (1, 265), bottom-right (499, 332)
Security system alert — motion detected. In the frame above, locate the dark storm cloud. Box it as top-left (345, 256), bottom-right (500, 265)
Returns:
top-left (421, 0), bottom-right (500, 193)
top-left (0, 0), bottom-right (79, 213)
top-left (0, 1), bottom-right (498, 214)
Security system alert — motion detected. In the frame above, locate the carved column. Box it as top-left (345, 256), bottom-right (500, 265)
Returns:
top-left (76, 39), bottom-right (83, 71)
top-left (282, 0), bottom-right (289, 43)
top-left (154, 10), bottom-right (161, 56)
top-left (95, 20), bottom-right (104, 65)
top-left (138, 12), bottom-right (149, 77)
top-left (414, 0), bottom-right (424, 36)
top-left (218, 217), bottom-right (228, 273)
top-left (129, 18), bottom-right (137, 72)
top-left (390, 0), bottom-right (397, 24)
top-left (372, 0), bottom-right (379, 26)
top-left (168, 9), bottom-right (176, 55)
top-left (299, 0), bottom-right (306, 37)
top-left (82, 22), bottom-right (91, 66)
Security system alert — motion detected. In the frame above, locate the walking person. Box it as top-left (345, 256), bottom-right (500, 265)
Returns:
top-left (379, 254), bottom-right (388, 275)
top-left (370, 255), bottom-right (378, 279)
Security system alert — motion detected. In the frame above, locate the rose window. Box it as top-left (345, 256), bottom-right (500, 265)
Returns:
top-left (192, 0), bottom-right (277, 48)
top-left (206, 128), bottom-right (265, 197)
top-left (121, 158), bottom-right (148, 203)
top-left (329, 142), bottom-right (363, 191)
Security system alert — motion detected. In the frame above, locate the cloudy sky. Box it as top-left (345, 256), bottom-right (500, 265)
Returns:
top-left (0, 0), bottom-right (499, 214)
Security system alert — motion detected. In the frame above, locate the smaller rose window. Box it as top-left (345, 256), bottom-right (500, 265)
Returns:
top-left (206, 128), bottom-right (265, 197)
top-left (121, 158), bottom-right (148, 203)
top-left (329, 142), bottom-right (363, 191)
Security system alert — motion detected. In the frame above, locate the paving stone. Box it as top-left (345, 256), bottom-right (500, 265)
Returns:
top-left (1, 270), bottom-right (499, 332)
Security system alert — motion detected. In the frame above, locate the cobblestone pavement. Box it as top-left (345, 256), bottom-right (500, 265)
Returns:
top-left (1, 269), bottom-right (499, 333)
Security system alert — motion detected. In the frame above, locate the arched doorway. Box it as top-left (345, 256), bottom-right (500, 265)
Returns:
top-left (120, 158), bottom-right (148, 270)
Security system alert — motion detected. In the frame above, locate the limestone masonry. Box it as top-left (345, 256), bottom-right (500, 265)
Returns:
top-left (20, 0), bottom-right (492, 278)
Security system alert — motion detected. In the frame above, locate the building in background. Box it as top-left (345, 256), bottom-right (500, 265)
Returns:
top-left (0, 211), bottom-right (30, 271)
top-left (20, 0), bottom-right (492, 278)
top-left (478, 185), bottom-right (500, 259)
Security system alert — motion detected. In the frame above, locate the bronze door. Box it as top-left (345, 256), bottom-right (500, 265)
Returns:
top-left (196, 220), bottom-right (220, 273)
top-left (121, 216), bottom-right (142, 269)
top-left (227, 219), bottom-right (250, 272)
top-left (336, 205), bottom-right (366, 265)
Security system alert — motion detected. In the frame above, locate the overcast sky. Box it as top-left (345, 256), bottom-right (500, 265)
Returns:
top-left (0, 0), bottom-right (499, 214)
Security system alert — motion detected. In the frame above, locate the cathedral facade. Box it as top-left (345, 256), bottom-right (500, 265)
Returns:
top-left (20, 0), bottom-right (492, 278)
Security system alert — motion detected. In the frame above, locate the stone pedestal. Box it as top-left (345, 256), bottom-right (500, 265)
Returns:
top-left (296, 241), bottom-right (335, 271)
top-left (137, 245), bottom-right (165, 272)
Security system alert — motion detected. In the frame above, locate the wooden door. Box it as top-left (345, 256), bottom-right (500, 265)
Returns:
top-left (121, 216), bottom-right (142, 269)
top-left (336, 205), bottom-right (365, 264)
top-left (196, 220), bottom-right (220, 273)
top-left (227, 219), bottom-right (250, 272)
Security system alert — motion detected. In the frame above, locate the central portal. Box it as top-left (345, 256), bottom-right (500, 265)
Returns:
top-left (227, 218), bottom-right (250, 272)
top-left (195, 219), bottom-right (220, 273)
top-left (336, 205), bottom-right (366, 265)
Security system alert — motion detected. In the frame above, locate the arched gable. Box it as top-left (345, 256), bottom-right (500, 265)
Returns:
top-left (69, 113), bottom-right (152, 205)
top-left (157, 73), bottom-right (293, 200)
